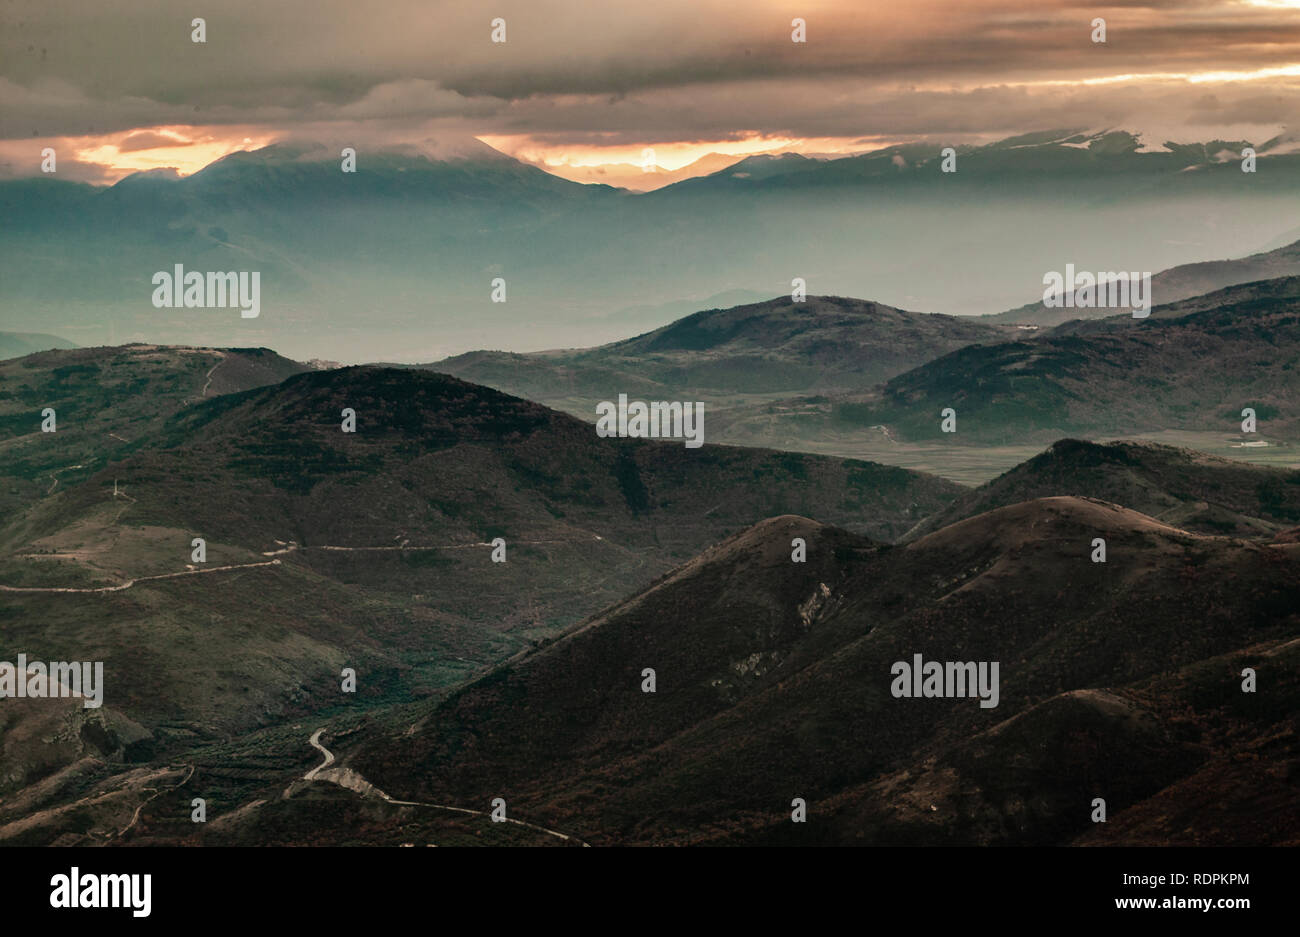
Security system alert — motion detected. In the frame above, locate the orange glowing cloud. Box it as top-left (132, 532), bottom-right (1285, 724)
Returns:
top-left (74, 126), bottom-right (278, 180)
top-left (477, 133), bottom-right (908, 187)
top-left (0, 126), bottom-right (281, 183)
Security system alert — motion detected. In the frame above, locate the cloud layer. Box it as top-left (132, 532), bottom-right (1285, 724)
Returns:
top-left (3, 0), bottom-right (1300, 176)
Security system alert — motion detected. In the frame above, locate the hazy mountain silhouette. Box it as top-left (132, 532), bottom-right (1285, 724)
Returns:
top-left (993, 236), bottom-right (1300, 326)
top-left (0, 332), bottom-right (76, 359)
top-left (7, 131), bottom-right (1300, 359)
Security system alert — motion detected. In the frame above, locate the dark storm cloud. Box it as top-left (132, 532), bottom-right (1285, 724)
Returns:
top-left (2, 0), bottom-right (1300, 145)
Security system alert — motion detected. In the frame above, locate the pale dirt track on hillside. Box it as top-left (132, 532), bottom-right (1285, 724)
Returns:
top-left (301, 729), bottom-right (589, 846)
top-left (0, 559), bottom-right (282, 593)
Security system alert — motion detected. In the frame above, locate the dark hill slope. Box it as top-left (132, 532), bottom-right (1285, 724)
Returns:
top-left (350, 496), bottom-right (1300, 845)
top-left (0, 366), bottom-right (960, 736)
top-left (0, 344), bottom-right (307, 522)
top-left (2, 366), bottom-right (956, 722)
top-left (59, 366), bottom-right (959, 553)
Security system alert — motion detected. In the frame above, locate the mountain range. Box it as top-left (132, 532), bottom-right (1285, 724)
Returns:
top-left (827, 277), bottom-right (1300, 445)
top-left (1, 332), bottom-right (1296, 844)
top-left (7, 130), bottom-right (1300, 359)
top-left (3, 161), bottom-right (1299, 846)
top-left (0, 356), bottom-right (959, 743)
top-left (408, 272), bottom-right (1300, 485)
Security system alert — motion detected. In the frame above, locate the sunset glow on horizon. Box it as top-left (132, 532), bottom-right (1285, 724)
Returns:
top-left (5, 0), bottom-right (1300, 185)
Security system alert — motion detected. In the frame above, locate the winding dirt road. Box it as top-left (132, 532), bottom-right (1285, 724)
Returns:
top-left (200, 353), bottom-right (227, 398)
top-left (302, 729), bottom-right (588, 846)
top-left (311, 535), bottom-right (602, 552)
top-left (303, 728), bottom-right (335, 780)
top-left (5, 530), bottom-right (611, 593)
top-left (0, 559), bottom-right (281, 593)
top-left (117, 764), bottom-right (196, 839)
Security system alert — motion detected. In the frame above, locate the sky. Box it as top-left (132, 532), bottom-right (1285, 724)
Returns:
top-left (4, 0), bottom-right (1300, 183)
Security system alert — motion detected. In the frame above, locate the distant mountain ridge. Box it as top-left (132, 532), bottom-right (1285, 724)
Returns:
top-left (8, 130), bottom-right (1300, 358)
top-left (991, 237), bottom-right (1300, 327)
top-left (903, 438), bottom-right (1300, 540)
top-left (0, 332), bottom-right (76, 360)
top-left (815, 276), bottom-right (1300, 445)
top-left (413, 274), bottom-right (1300, 482)
top-left (428, 295), bottom-right (1018, 415)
